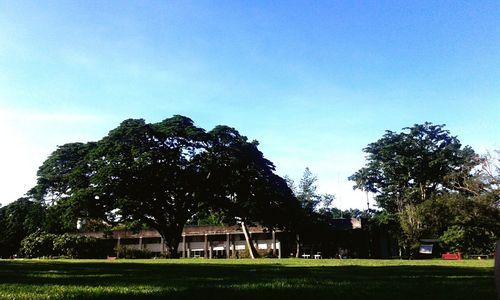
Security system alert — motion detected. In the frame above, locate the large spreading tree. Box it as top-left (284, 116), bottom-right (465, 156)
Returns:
top-left (82, 116), bottom-right (210, 257)
top-left (348, 122), bottom-right (496, 255)
top-left (30, 115), bottom-right (300, 257)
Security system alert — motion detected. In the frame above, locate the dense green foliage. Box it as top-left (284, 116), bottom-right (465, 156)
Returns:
top-left (204, 125), bottom-right (301, 230)
top-left (0, 198), bottom-right (44, 258)
top-left (19, 232), bottom-right (57, 258)
top-left (0, 259), bottom-right (494, 299)
top-left (350, 123), bottom-right (500, 255)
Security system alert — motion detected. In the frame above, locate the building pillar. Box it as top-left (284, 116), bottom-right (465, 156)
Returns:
top-left (116, 237), bottom-right (121, 258)
top-left (182, 235), bottom-right (186, 258)
top-left (209, 243), bottom-right (213, 259)
top-left (160, 237), bottom-right (165, 255)
top-left (272, 230), bottom-right (276, 257)
top-left (226, 233), bottom-right (230, 259)
top-left (138, 237), bottom-right (143, 250)
top-left (204, 234), bottom-right (208, 259)
top-left (231, 237), bottom-right (236, 258)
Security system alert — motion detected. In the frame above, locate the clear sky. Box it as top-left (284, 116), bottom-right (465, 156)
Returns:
top-left (1, 1), bottom-right (499, 208)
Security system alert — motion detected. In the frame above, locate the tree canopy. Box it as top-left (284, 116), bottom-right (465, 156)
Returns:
top-left (205, 125), bottom-right (300, 230)
top-left (349, 123), bottom-right (477, 210)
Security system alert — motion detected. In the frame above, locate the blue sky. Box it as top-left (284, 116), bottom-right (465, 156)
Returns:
top-left (1, 1), bottom-right (499, 208)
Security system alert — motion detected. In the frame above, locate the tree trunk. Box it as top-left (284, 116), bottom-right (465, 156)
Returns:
top-left (166, 242), bottom-right (180, 258)
top-left (241, 221), bottom-right (259, 259)
top-left (158, 227), bottom-right (183, 259)
top-left (419, 182), bottom-right (426, 202)
top-left (295, 234), bottom-right (300, 258)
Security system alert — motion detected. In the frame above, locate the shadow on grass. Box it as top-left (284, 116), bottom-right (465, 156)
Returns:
top-left (0, 260), bottom-right (495, 300)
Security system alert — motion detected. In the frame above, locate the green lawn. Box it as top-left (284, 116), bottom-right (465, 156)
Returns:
top-left (0, 258), bottom-right (495, 299)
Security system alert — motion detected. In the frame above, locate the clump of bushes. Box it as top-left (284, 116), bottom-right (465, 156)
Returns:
top-left (20, 232), bottom-right (112, 258)
top-left (439, 225), bottom-right (498, 255)
top-left (19, 232), bottom-right (57, 258)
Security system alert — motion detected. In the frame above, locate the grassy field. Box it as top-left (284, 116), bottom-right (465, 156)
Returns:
top-left (0, 258), bottom-right (495, 299)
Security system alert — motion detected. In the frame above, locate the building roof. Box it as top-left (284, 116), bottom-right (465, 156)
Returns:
top-left (82, 218), bottom-right (361, 239)
top-left (83, 224), bottom-right (271, 239)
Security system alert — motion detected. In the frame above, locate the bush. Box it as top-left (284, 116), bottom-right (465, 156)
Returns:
top-left (53, 234), bottom-right (100, 258)
top-left (115, 245), bottom-right (154, 259)
top-left (440, 225), bottom-right (497, 255)
top-left (20, 232), bottom-right (57, 258)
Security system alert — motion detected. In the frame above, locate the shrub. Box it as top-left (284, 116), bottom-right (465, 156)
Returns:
top-left (440, 225), bottom-right (498, 255)
top-left (115, 245), bottom-right (154, 259)
top-left (53, 234), bottom-right (99, 258)
top-left (20, 232), bottom-right (57, 258)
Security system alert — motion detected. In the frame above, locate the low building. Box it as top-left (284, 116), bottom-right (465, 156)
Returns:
top-left (85, 224), bottom-right (283, 258)
top-left (84, 218), bottom-right (363, 258)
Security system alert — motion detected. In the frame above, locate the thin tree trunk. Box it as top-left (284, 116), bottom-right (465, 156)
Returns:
top-left (241, 221), bottom-right (258, 259)
top-left (295, 234), bottom-right (300, 258)
top-left (420, 183), bottom-right (425, 202)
